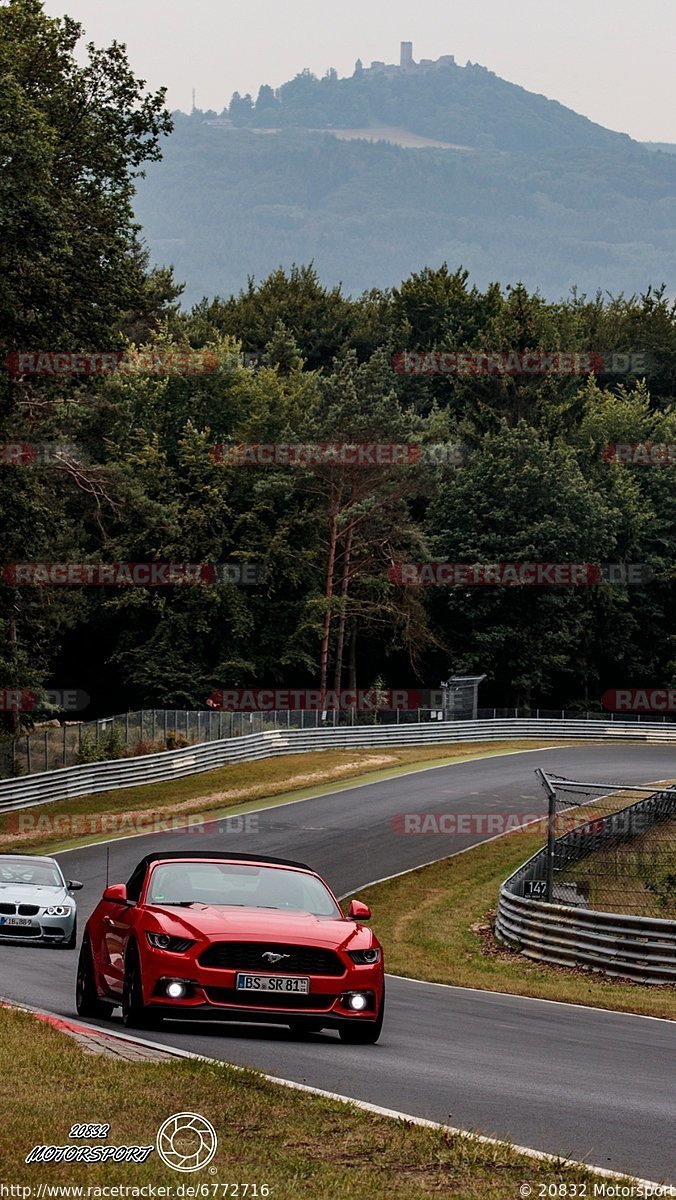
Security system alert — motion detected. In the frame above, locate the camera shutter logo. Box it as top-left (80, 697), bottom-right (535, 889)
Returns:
top-left (156, 1112), bottom-right (217, 1172)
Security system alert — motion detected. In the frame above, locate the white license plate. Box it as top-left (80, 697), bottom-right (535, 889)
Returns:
top-left (235, 973), bottom-right (310, 994)
top-left (0, 917), bottom-right (33, 927)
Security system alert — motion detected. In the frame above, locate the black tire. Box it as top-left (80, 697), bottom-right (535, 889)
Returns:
top-left (60, 918), bottom-right (77, 950)
top-left (75, 935), bottom-right (114, 1018)
top-left (338, 995), bottom-right (384, 1045)
top-left (122, 944), bottom-right (161, 1029)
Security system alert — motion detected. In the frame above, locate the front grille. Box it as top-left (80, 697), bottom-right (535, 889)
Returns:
top-left (204, 987), bottom-right (338, 1011)
top-left (43, 927), bottom-right (65, 937)
top-left (199, 942), bottom-right (345, 976)
top-left (0, 904), bottom-right (16, 915)
top-left (18, 904), bottom-right (40, 916)
top-left (0, 924), bottom-right (40, 937)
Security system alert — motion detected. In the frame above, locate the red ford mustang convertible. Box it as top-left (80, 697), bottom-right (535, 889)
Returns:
top-left (76, 852), bottom-right (385, 1043)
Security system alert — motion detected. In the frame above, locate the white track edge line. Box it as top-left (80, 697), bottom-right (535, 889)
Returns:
top-left (1, 996), bottom-right (669, 1192)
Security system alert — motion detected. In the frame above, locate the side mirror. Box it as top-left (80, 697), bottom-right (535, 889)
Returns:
top-left (103, 883), bottom-right (128, 904)
top-left (67, 880), bottom-right (83, 891)
top-left (347, 899), bottom-right (372, 921)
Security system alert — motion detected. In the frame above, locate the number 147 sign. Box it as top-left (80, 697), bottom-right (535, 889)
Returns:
top-left (523, 879), bottom-right (547, 897)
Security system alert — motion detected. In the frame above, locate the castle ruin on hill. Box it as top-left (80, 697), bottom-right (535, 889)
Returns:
top-left (354, 42), bottom-right (455, 77)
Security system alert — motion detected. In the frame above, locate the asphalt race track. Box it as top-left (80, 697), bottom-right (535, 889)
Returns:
top-left (1, 745), bottom-right (675, 1181)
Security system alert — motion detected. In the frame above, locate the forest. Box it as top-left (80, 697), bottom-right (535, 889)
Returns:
top-left (1, 1), bottom-right (675, 731)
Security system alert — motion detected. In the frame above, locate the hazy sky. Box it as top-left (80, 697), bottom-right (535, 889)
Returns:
top-left (44, 0), bottom-right (675, 142)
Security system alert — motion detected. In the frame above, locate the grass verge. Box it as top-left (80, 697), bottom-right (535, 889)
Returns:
top-left (0, 1005), bottom-right (637, 1197)
top-left (348, 803), bottom-right (676, 1021)
top-left (0, 740), bottom-right (575, 856)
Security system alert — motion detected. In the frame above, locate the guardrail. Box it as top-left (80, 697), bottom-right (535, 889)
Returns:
top-left (7, 704), bottom-right (673, 782)
top-left (0, 716), bottom-right (675, 814)
top-left (495, 788), bottom-right (676, 984)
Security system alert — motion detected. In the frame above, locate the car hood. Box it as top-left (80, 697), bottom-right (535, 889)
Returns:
top-left (0, 884), bottom-right (68, 905)
top-left (146, 904), bottom-right (368, 950)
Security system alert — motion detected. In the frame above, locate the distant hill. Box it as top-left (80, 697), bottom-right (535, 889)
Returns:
top-left (227, 58), bottom-right (636, 154)
top-left (133, 58), bottom-right (676, 305)
top-left (643, 142), bottom-right (676, 155)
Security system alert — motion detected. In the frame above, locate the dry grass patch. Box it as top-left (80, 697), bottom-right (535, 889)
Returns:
top-left (0, 740), bottom-right (571, 856)
top-left (0, 1006), bottom-right (629, 1198)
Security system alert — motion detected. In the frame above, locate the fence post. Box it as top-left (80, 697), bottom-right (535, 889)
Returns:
top-left (536, 768), bottom-right (558, 903)
top-left (63, 723), bottom-right (67, 767)
top-left (27, 735), bottom-right (32, 775)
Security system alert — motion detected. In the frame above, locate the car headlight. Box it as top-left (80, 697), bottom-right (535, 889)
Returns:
top-left (347, 948), bottom-right (381, 965)
top-left (146, 932), bottom-right (195, 952)
top-left (45, 905), bottom-right (72, 917)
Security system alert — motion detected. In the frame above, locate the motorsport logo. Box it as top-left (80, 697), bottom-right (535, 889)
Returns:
top-left (24, 1113), bottom-right (217, 1172)
top-left (156, 1113), bottom-right (218, 1172)
top-left (25, 1121), bottom-right (153, 1165)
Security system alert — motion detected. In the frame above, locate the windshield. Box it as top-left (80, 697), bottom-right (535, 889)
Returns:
top-left (146, 862), bottom-right (340, 917)
top-left (0, 857), bottom-right (63, 888)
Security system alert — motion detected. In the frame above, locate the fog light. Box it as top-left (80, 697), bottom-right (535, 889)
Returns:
top-left (348, 992), bottom-right (368, 1011)
top-left (166, 981), bottom-right (186, 999)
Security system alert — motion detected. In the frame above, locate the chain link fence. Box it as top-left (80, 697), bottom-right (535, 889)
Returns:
top-left (535, 773), bottom-right (676, 918)
top-left (0, 705), bottom-right (674, 781)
